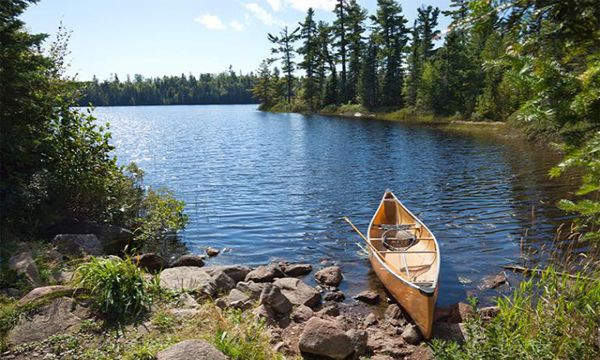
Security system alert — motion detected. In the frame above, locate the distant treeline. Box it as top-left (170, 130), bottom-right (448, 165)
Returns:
top-left (77, 69), bottom-right (259, 106)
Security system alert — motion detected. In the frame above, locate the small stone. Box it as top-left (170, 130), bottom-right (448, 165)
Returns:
top-left (364, 313), bottom-right (378, 327)
top-left (133, 253), bottom-right (168, 273)
top-left (401, 324), bottom-right (422, 344)
top-left (324, 291), bottom-right (345, 302)
top-left (259, 284), bottom-right (292, 315)
top-left (206, 247), bottom-right (220, 257)
top-left (245, 264), bottom-right (284, 283)
top-left (354, 290), bottom-right (380, 304)
top-left (299, 317), bottom-right (354, 360)
top-left (317, 304), bottom-right (340, 318)
top-left (291, 304), bottom-right (314, 323)
top-left (171, 254), bottom-right (205, 268)
top-left (314, 266), bottom-right (343, 286)
top-left (385, 304), bottom-right (406, 327)
top-left (281, 263), bottom-right (313, 277)
top-left (156, 339), bottom-right (227, 360)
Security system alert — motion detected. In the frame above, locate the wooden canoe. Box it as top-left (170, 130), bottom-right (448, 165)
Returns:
top-left (367, 191), bottom-right (440, 338)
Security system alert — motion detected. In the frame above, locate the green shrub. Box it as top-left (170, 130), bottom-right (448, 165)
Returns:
top-left (73, 257), bottom-right (151, 321)
top-left (432, 267), bottom-right (600, 360)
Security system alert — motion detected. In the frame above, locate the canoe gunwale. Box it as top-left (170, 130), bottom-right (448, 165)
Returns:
top-left (367, 191), bottom-right (441, 294)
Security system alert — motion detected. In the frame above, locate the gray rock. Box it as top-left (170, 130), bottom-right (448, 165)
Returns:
top-left (177, 293), bottom-right (199, 309)
top-left (133, 253), bottom-right (168, 273)
top-left (156, 339), bottom-right (227, 360)
top-left (401, 324), bottom-right (422, 344)
top-left (236, 281), bottom-right (268, 300)
top-left (317, 304), bottom-right (340, 318)
top-left (479, 272), bottom-right (509, 290)
top-left (364, 313), bottom-right (378, 327)
top-left (52, 234), bottom-right (102, 257)
top-left (252, 304), bottom-right (278, 325)
top-left (346, 328), bottom-right (368, 357)
top-left (55, 270), bottom-right (74, 284)
top-left (281, 263), bottom-right (313, 277)
top-left (354, 290), bottom-right (380, 304)
top-left (273, 277), bottom-right (321, 308)
top-left (245, 264), bottom-right (284, 283)
top-left (291, 304), bottom-right (314, 323)
top-left (224, 289), bottom-right (251, 309)
top-left (324, 291), bottom-right (345, 302)
top-left (212, 270), bottom-right (236, 294)
top-left (7, 297), bottom-right (88, 346)
top-left (206, 247), bottom-right (220, 257)
top-left (259, 284), bottom-right (292, 315)
top-left (298, 317), bottom-right (354, 360)
top-left (167, 308), bottom-right (201, 320)
top-left (48, 221), bottom-right (134, 254)
top-left (160, 267), bottom-right (216, 297)
top-left (204, 265), bottom-right (251, 283)
top-left (171, 254), bottom-right (205, 268)
top-left (8, 252), bottom-right (40, 286)
top-left (17, 285), bottom-right (73, 305)
top-left (314, 266), bottom-right (343, 286)
top-left (385, 304), bottom-right (406, 327)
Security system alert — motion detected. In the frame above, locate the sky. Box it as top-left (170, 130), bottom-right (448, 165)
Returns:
top-left (21, 0), bottom-right (452, 81)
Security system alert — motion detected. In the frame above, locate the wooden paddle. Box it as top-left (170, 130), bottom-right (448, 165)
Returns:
top-left (342, 216), bottom-right (400, 271)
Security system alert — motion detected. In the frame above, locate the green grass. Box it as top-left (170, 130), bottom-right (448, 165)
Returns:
top-left (73, 256), bottom-right (153, 322)
top-left (431, 266), bottom-right (600, 360)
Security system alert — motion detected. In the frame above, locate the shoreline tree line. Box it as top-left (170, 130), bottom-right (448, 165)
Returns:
top-left (77, 68), bottom-right (259, 106)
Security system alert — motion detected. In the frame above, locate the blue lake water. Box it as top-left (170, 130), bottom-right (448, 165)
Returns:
top-left (92, 104), bottom-right (574, 306)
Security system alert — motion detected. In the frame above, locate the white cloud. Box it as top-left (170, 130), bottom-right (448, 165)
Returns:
top-left (285, 0), bottom-right (335, 11)
top-left (229, 20), bottom-right (245, 32)
top-left (245, 3), bottom-right (285, 26)
top-left (266, 0), bottom-right (282, 11)
top-left (194, 14), bottom-right (225, 30)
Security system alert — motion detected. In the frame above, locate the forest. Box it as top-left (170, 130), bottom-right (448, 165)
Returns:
top-left (77, 70), bottom-right (258, 106)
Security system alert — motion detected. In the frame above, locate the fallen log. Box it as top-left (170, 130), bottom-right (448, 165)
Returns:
top-left (502, 265), bottom-right (596, 281)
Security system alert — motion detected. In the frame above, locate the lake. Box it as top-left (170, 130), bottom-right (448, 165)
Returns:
top-left (92, 104), bottom-right (575, 306)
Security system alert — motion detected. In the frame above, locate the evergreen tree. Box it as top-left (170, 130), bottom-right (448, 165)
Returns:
top-left (371, 0), bottom-right (409, 107)
top-left (316, 21), bottom-right (338, 107)
top-left (298, 8), bottom-right (319, 110)
top-left (268, 26), bottom-right (300, 103)
top-left (359, 36), bottom-right (378, 110)
top-left (332, 0), bottom-right (348, 103)
top-left (345, 0), bottom-right (368, 103)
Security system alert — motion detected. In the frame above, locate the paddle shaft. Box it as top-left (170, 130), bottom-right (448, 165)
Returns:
top-left (342, 216), bottom-right (396, 268)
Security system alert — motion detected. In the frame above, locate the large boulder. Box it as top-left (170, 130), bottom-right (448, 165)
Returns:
top-left (273, 277), bottom-right (320, 308)
top-left (314, 266), bottom-right (343, 287)
top-left (259, 284), bottom-right (292, 315)
top-left (6, 297), bottom-right (88, 346)
top-left (18, 285), bottom-right (73, 305)
top-left (156, 339), bottom-right (228, 360)
top-left (133, 253), bottom-right (168, 273)
top-left (52, 234), bottom-right (102, 257)
top-left (245, 264), bottom-right (284, 283)
top-left (8, 252), bottom-right (40, 286)
top-left (46, 221), bottom-right (134, 255)
top-left (160, 267), bottom-right (217, 297)
top-left (204, 265), bottom-right (251, 283)
top-left (298, 317), bottom-right (354, 360)
top-left (171, 254), bottom-right (205, 268)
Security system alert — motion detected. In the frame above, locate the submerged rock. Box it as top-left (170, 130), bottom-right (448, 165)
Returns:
top-left (156, 339), bottom-right (227, 360)
top-left (205, 247), bottom-right (220, 257)
top-left (299, 317), bottom-right (354, 360)
top-left (479, 272), bottom-right (509, 290)
top-left (171, 254), bottom-right (205, 268)
top-left (314, 266), bottom-right (343, 287)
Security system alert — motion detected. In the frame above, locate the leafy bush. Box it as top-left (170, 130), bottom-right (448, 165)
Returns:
top-left (73, 257), bottom-right (152, 321)
top-left (432, 267), bottom-right (600, 360)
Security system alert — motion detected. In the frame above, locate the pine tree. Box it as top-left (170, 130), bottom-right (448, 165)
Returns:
top-left (359, 36), bottom-right (378, 110)
top-left (268, 26), bottom-right (300, 103)
top-left (371, 0), bottom-right (409, 108)
top-left (298, 8), bottom-right (319, 110)
top-left (333, 0), bottom-right (348, 103)
top-left (345, 0), bottom-right (367, 103)
top-left (252, 59), bottom-right (274, 109)
top-left (316, 21), bottom-right (338, 107)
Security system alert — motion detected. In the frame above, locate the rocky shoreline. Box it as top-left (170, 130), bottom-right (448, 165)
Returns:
top-left (2, 231), bottom-right (498, 359)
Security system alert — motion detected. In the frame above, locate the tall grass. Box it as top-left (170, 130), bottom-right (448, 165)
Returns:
top-left (432, 266), bottom-right (600, 359)
top-left (73, 257), bottom-right (153, 321)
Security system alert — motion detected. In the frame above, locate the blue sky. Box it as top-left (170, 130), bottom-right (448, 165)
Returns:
top-left (22, 0), bottom-right (452, 81)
